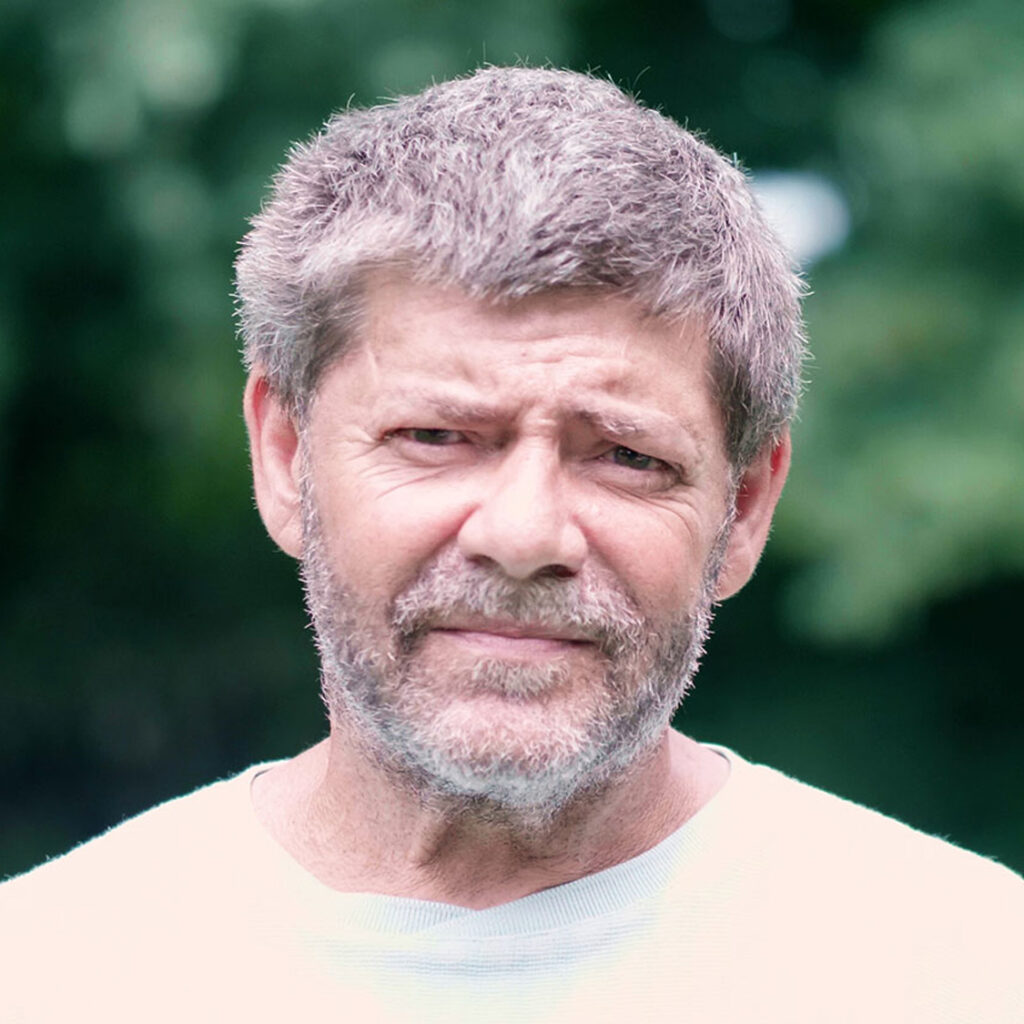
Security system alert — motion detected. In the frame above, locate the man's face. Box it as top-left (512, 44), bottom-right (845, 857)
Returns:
top-left (295, 275), bottom-right (739, 816)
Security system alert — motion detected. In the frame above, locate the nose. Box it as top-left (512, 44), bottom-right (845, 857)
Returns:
top-left (456, 444), bottom-right (587, 580)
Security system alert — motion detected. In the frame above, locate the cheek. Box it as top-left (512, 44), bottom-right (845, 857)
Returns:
top-left (615, 547), bottom-right (697, 619)
top-left (314, 477), bottom-right (472, 594)
top-left (584, 504), bottom-right (714, 617)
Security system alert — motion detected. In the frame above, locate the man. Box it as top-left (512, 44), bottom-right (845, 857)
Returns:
top-left (2, 67), bottom-right (1020, 1022)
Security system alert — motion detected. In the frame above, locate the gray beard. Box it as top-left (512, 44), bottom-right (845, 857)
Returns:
top-left (300, 493), bottom-right (729, 824)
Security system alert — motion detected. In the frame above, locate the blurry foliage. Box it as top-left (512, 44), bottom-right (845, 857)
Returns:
top-left (778, 0), bottom-right (1024, 640)
top-left (1, 0), bottom-right (1020, 878)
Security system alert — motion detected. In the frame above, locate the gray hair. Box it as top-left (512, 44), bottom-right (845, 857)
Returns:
top-left (236, 66), bottom-right (805, 466)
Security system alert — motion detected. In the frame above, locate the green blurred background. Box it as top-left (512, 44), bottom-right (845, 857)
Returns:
top-left (2, 0), bottom-right (1022, 878)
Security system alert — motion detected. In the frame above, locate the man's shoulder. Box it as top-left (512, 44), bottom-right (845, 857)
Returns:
top-left (0, 763), bottom-right (268, 907)
top-left (701, 748), bottom-right (1024, 959)
top-left (748, 753), bottom-right (1016, 877)
top-left (721, 750), bottom-right (1021, 889)
top-left (0, 763), bottom-right (307, 1023)
top-left (559, 748), bottom-right (1022, 1023)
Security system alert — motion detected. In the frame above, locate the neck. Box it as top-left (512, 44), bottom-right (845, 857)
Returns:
top-left (252, 726), bottom-right (728, 909)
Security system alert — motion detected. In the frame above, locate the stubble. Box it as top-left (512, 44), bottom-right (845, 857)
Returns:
top-left (300, 487), bottom-right (730, 823)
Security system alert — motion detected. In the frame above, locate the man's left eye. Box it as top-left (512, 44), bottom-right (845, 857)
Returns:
top-left (607, 445), bottom-right (663, 471)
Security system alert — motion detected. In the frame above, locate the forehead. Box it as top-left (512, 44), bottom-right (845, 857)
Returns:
top-left (360, 272), bottom-right (669, 347)
top-left (356, 273), bottom-right (712, 390)
top-left (314, 273), bottom-right (725, 461)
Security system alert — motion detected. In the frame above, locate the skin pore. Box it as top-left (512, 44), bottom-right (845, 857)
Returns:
top-left (246, 275), bottom-right (789, 909)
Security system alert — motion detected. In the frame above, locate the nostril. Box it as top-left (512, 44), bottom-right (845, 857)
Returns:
top-left (467, 557), bottom-right (575, 581)
top-left (466, 553), bottom-right (501, 573)
top-left (539, 563), bottom-right (576, 580)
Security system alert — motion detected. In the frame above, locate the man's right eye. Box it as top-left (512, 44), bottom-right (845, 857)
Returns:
top-left (395, 428), bottom-right (465, 445)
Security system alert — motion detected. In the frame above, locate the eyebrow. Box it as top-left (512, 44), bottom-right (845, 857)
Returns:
top-left (582, 410), bottom-right (715, 480)
top-left (399, 392), bottom-right (508, 425)
top-left (389, 390), bottom-right (702, 458)
top-left (388, 390), bottom-right (678, 435)
top-left (572, 407), bottom-right (654, 441)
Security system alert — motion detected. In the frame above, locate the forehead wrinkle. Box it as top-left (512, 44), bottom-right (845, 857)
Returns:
top-left (364, 342), bottom-right (384, 392)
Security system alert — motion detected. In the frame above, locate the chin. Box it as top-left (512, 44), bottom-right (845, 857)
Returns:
top-left (325, 655), bottom-right (677, 823)
top-left (375, 724), bottom-right (637, 824)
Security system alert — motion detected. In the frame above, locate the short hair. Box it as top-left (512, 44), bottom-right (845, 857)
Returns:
top-left (236, 66), bottom-right (805, 466)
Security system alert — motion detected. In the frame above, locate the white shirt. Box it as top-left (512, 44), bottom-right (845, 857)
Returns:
top-left (2, 747), bottom-right (1021, 1022)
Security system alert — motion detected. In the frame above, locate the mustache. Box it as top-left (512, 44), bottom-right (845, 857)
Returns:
top-left (390, 550), bottom-right (648, 657)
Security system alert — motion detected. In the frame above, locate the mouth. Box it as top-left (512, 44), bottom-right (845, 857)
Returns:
top-left (429, 620), bottom-right (595, 655)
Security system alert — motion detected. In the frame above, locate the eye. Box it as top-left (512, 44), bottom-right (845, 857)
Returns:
top-left (607, 445), bottom-right (664, 471)
top-left (396, 428), bottom-right (466, 446)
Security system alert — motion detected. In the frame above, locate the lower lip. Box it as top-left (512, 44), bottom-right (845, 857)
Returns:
top-left (434, 629), bottom-right (589, 656)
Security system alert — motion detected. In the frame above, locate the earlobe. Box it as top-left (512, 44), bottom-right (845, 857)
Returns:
top-left (244, 373), bottom-right (304, 559)
top-left (715, 431), bottom-right (791, 601)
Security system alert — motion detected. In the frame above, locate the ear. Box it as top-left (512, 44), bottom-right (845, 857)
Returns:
top-left (715, 430), bottom-right (791, 601)
top-left (244, 372), bottom-right (303, 559)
